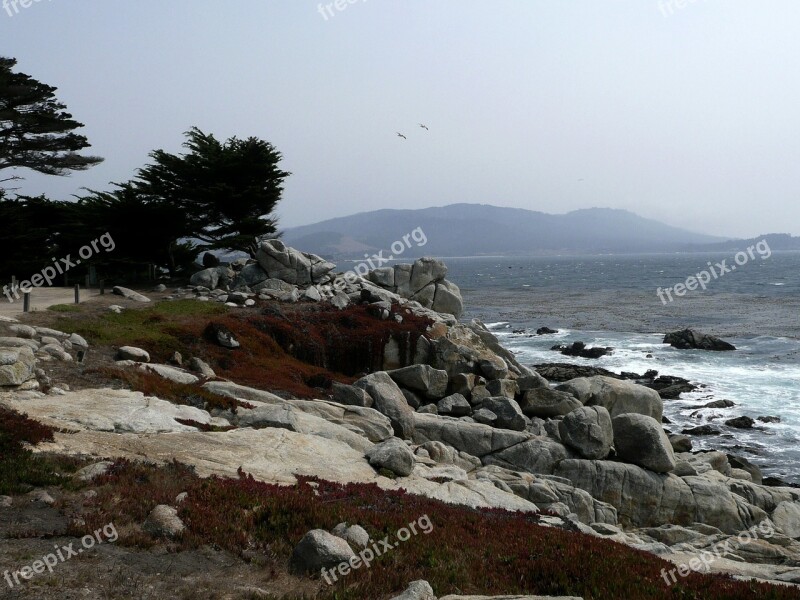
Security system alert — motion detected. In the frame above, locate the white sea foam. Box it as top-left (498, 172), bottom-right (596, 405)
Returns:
top-left (505, 328), bottom-right (800, 482)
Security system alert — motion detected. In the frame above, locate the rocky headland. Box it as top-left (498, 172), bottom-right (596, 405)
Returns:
top-left (1, 240), bottom-right (800, 599)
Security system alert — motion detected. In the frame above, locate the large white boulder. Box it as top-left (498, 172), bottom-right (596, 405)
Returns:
top-left (558, 376), bottom-right (663, 420)
top-left (354, 372), bottom-right (415, 439)
top-left (559, 406), bottom-right (614, 460)
top-left (256, 239), bottom-right (335, 285)
top-left (0, 346), bottom-right (35, 387)
top-left (612, 413), bottom-right (676, 473)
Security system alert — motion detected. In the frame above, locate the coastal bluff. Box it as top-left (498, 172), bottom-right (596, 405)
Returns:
top-left (2, 241), bottom-right (800, 597)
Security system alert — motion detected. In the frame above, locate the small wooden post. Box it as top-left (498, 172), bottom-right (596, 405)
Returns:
top-left (23, 292), bottom-right (30, 313)
top-left (74, 284), bottom-right (80, 304)
top-left (100, 280), bottom-right (105, 295)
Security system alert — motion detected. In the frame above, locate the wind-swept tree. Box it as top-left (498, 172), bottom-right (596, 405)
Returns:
top-left (0, 57), bottom-right (102, 183)
top-left (130, 127), bottom-right (289, 252)
top-left (72, 185), bottom-right (196, 275)
top-left (0, 195), bottom-right (65, 279)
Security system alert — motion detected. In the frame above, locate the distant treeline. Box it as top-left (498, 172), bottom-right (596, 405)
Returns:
top-left (0, 57), bottom-right (288, 283)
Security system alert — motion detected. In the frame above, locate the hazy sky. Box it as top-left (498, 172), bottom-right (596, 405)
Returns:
top-left (2, 1), bottom-right (800, 238)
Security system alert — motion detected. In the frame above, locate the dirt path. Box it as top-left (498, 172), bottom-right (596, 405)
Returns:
top-left (0, 287), bottom-right (104, 320)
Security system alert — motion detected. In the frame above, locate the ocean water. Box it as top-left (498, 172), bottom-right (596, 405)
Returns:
top-left (442, 253), bottom-right (800, 483)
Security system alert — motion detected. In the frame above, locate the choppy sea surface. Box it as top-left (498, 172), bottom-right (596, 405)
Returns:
top-left (443, 252), bottom-right (800, 483)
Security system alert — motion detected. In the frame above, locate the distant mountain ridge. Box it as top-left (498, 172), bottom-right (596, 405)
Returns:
top-left (281, 203), bottom-right (731, 259)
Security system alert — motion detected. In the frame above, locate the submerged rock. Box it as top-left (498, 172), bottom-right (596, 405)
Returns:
top-left (726, 416), bottom-right (756, 429)
top-left (534, 363), bottom-right (618, 382)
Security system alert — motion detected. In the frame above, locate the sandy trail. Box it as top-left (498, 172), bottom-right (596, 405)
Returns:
top-left (0, 286), bottom-right (103, 320)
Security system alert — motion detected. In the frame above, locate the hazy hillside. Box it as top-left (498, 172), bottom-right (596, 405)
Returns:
top-left (691, 233), bottom-right (800, 253)
top-left (282, 204), bottom-right (729, 258)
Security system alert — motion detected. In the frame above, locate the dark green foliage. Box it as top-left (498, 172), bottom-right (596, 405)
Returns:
top-left (53, 298), bottom-right (227, 353)
top-left (1, 58), bottom-right (285, 277)
top-left (129, 127), bottom-right (289, 252)
top-left (68, 185), bottom-right (197, 275)
top-left (0, 57), bottom-right (102, 178)
top-left (0, 194), bottom-right (64, 279)
top-left (68, 127), bottom-right (289, 275)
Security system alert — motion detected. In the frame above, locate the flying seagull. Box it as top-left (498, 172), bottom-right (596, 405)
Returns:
top-left (397, 132), bottom-right (407, 140)
top-left (419, 124), bottom-right (429, 130)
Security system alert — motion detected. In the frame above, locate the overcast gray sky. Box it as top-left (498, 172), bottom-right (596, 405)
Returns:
top-left (2, 1), bottom-right (799, 238)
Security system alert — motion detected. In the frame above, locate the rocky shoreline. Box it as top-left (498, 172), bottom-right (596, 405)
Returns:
top-left (2, 241), bottom-right (800, 597)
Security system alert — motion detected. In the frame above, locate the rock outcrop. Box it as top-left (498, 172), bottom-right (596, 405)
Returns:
top-left (7, 244), bottom-right (800, 591)
top-left (554, 459), bottom-right (768, 533)
top-left (0, 346), bottom-right (35, 387)
top-left (256, 239), bottom-right (336, 286)
top-left (558, 406), bottom-right (613, 460)
top-left (367, 258), bottom-right (464, 318)
top-left (354, 372), bottom-right (416, 439)
top-left (663, 329), bottom-right (736, 351)
top-left (557, 376), bottom-right (663, 421)
top-left (612, 413), bottom-right (676, 473)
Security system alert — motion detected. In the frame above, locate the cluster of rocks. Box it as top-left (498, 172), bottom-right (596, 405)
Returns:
top-left (0, 323), bottom-right (88, 392)
top-left (72, 283), bottom-right (799, 556)
top-left (187, 240), bottom-right (465, 318)
top-left (221, 317), bottom-right (800, 547)
top-left (362, 257), bottom-right (464, 319)
top-left (675, 402), bottom-right (781, 439)
top-left (4, 252), bottom-right (800, 589)
top-left (534, 364), bottom-right (699, 400)
top-left (8, 349), bottom-right (800, 586)
top-left (114, 345), bottom-right (217, 385)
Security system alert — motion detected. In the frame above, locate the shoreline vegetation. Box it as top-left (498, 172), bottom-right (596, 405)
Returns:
top-left (1, 243), bottom-right (800, 599)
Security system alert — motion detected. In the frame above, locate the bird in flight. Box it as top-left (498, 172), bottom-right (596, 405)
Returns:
top-left (419, 124), bottom-right (429, 130)
top-left (397, 132), bottom-right (407, 140)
